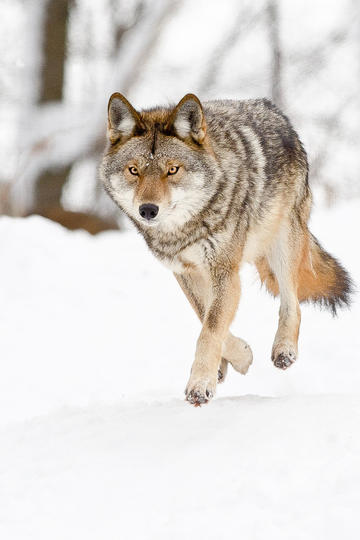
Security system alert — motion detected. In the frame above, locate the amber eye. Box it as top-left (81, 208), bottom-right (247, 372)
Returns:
top-left (128, 166), bottom-right (139, 176)
top-left (168, 166), bottom-right (179, 176)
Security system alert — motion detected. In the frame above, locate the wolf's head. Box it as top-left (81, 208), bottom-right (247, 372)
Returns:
top-left (99, 93), bottom-right (218, 231)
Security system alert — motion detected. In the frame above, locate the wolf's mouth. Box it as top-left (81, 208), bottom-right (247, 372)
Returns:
top-left (139, 217), bottom-right (159, 227)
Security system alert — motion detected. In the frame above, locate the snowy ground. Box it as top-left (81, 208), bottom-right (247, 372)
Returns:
top-left (0, 198), bottom-right (359, 539)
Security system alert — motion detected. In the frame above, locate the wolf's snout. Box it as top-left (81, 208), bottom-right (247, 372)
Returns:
top-left (139, 204), bottom-right (159, 221)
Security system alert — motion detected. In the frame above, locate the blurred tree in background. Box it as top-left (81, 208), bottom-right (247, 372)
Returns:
top-left (0, 0), bottom-right (358, 232)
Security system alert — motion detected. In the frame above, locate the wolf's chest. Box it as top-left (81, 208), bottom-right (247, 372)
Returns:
top-left (146, 226), bottom-right (232, 273)
top-left (157, 241), bottom-right (208, 273)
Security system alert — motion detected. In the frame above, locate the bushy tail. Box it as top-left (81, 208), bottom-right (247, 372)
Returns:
top-left (297, 233), bottom-right (353, 315)
top-left (256, 232), bottom-right (353, 316)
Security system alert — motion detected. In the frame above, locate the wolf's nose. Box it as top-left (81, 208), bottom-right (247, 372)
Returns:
top-left (139, 204), bottom-right (159, 220)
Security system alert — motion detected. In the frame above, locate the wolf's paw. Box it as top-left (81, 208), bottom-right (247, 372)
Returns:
top-left (217, 358), bottom-right (228, 384)
top-left (272, 344), bottom-right (297, 370)
top-left (223, 335), bottom-right (253, 375)
top-left (185, 377), bottom-right (216, 406)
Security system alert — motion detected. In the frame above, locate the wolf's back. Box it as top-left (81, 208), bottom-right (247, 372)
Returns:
top-left (203, 98), bottom-right (308, 187)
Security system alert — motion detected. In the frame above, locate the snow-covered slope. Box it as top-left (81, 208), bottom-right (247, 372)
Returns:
top-left (0, 200), bottom-right (359, 539)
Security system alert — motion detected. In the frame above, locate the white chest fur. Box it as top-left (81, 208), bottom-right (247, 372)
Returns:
top-left (158, 240), bottom-right (208, 273)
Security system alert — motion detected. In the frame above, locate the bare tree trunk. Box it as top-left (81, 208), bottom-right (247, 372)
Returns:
top-left (0, 182), bottom-right (12, 215)
top-left (34, 0), bottom-right (70, 213)
top-left (267, 0), bottom-right (284, 109)
top-left (39, 0), bottom-right (68, 103)
top-left (35, 165), bottom-right (72, 211)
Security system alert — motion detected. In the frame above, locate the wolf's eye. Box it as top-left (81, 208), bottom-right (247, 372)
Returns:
top-left (129, 166), bottom-right (139, 176)
top-left (168, 166), bottom-right (179, 176)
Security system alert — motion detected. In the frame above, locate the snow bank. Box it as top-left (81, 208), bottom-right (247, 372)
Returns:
top-left (1, 396), bottom-right (359, 540)
top-left (0, 199), bottom-right (359, 538)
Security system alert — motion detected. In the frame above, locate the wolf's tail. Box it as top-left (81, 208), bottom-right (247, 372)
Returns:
top-left (256, 231), bottom-right (353, 316)
top-left (297, 232), bottom-right (353, 315)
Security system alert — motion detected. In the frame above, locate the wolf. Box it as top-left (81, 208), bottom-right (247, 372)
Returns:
top-left (99, 92), bottom-right (352, 406)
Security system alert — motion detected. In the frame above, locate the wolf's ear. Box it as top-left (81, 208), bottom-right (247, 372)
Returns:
top-left (167, 94), bottom-right (206, 144)
top-left (107, 93), bottom-right (145, 144)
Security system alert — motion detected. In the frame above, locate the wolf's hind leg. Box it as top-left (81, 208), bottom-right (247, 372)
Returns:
top-left (175, 273), bottom-right (252, 383)
top-left (267, 224), bottom-right (302, 370)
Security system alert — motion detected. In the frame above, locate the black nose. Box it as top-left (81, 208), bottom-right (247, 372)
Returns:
top-left (139, 203), bottom-right (159, 220)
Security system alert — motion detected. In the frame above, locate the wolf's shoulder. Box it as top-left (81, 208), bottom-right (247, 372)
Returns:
top-left (203, 98), bottom-right (292, 131)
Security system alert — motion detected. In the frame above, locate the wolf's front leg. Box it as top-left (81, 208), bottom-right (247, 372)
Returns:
top-left (185, 266), bottom-right (241, 405)
top-left (175, 272), bottom-right (252, 384)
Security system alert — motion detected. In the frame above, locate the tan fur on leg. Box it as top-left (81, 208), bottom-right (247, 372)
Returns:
top-left (267, 222), bottom-right (302, 370)
top-left (175, 272), bottom-right (252, 385)
top-left (184, 266), bottom-right (241, 405)
top-left (222, 334), bottom-right (253, 375)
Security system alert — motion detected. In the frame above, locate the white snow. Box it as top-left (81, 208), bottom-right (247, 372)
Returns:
top-left (0, 197), bottom-right (359, 539)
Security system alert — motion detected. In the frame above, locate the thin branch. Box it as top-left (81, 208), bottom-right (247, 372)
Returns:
top-left (199, 5), bottom-right (265, 94)
top-left (266, 0), bottom-right (283, 109)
